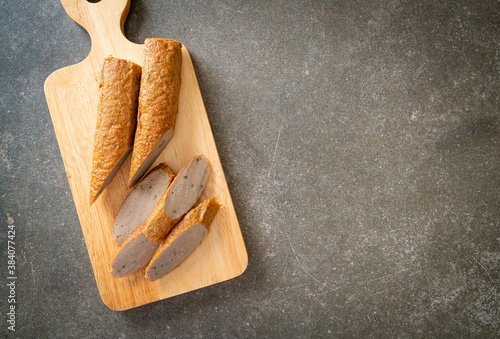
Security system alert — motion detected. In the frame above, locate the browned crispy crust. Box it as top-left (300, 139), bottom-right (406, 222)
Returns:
top-left (129, 39), bottom-right (183, 186)
top-left (148, 197), bottom-right (221, 265)
top-left (89, 56), bottom-right (141, 205)
top-left (142, 191), bottom-right (175, 243)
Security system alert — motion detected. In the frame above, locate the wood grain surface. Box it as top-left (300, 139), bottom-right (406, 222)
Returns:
top-left (44, 0), bottom-right (247, 311)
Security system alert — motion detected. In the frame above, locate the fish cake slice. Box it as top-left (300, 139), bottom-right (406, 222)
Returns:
top-left (145, 197), bottom-right (221, 281)
top-left (113, 163), bottom-right (175, 246)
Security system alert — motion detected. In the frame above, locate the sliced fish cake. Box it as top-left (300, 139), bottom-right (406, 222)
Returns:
top-left (110, 155), bottom-right (210, 278)
top-left (113, 163), bottom-right (175, 246)
top-left (145, 197), bottom-right (221, 281)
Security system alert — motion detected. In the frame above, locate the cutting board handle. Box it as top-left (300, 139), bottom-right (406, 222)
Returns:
top-left (61, 0), bottom-right (132, 54)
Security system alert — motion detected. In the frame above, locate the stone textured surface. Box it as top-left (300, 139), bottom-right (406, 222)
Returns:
top-left (1, 0), bottom-right (499, 337)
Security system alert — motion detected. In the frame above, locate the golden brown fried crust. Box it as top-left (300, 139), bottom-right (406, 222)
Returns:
top-left (129, 39), bottom-right (183, 186)
top-left (89, 56), bottom-right (142, 205)
top-left (143, 191), bottom-right (175, 243)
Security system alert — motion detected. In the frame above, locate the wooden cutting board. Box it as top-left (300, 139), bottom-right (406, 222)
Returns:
top-left (44, 0), bottom-right (247, 311)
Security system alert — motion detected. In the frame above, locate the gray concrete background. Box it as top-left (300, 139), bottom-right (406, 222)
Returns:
top-left (1, 0), bottom-right (499, 337)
